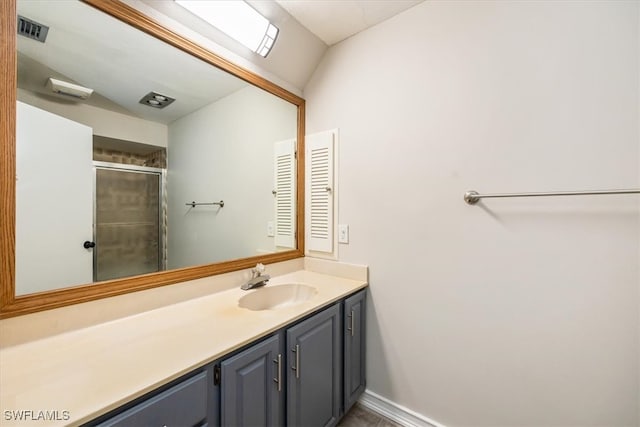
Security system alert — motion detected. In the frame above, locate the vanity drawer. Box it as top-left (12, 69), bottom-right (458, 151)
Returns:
top-left (96, 371), bottom-right (208, 427)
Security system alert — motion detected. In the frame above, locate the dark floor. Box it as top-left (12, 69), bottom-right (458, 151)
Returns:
top-left (337, 403), bottom-right (403, 427)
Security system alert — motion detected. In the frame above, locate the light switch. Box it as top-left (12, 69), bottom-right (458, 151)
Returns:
top-left (267, 221), bottom-right (275, 237)
top-left (338, 224), bottom-right (349, 244)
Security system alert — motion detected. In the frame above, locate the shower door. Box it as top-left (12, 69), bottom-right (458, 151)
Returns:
top-left (94, 163), bottom-right (164, 282)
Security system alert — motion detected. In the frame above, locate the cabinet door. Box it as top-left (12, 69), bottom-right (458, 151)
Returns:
top-left (287, 303), bottom-right (342, 427)
top-left (344, 290), bottom-right (366, 411)
top-left (221, 334), bottom-right (284, 426)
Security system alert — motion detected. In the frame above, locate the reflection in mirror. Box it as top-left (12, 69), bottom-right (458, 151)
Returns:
top-left (14, 0), bottom-right (299, 297)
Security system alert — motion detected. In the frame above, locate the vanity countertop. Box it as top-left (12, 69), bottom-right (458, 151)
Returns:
top-left (0, 263), bottom-right (367, 426)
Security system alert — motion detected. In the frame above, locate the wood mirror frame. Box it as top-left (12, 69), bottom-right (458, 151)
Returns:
top-left (0, 0), bottom-right (305, 319)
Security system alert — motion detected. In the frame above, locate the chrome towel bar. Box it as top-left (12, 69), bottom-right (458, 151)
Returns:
top-left (186, 200), bottom-right (224, 208)
top-left (464, 189), bottom-right (640, 205)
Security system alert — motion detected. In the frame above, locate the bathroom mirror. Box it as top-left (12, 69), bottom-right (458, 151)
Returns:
top-left (0, 0), bottom-right (305, 317)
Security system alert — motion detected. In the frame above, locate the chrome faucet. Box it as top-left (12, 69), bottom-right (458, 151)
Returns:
top-left (241, 263), bottom-right (270, 290)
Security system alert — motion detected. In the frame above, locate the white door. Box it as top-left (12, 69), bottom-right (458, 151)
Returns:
top-left (274, 139), bottom-right (296, 249)
top-left (305, 130), bottom-right (335, 254)
top-left (16, 101), bottom-right (94, 295)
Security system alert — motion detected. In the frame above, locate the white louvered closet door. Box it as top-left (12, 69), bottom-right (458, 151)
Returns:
top-left (305, 130), bottom-right (335, 253)
top-left (274, 139), bottom-right (296, 248)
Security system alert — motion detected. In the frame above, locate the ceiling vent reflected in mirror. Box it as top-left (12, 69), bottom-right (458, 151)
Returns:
top-left (139, 91), bottom-right (176, 109)
top-left (175, 0), bottom-right (279, 57)
top-left (17, 15), bottom-right (49, 43)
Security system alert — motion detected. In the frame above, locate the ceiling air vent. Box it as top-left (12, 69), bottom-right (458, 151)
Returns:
top-left (17, 15), bottom-right (49, 43)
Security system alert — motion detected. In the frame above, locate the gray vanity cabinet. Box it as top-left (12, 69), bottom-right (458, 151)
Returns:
top-left (286, 303), bottom-right (342, 427)
top-left (343, 289), bottom-right (366, 412)
top-left (87, 290), bottom-right (367, 427)
top-left (220, 334), bottom-right (284, 426)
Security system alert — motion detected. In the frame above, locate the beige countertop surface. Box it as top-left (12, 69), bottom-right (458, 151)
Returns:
top-left (0, 263), bottom-right (368, 426)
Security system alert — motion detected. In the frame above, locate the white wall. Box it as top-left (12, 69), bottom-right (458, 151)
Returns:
top-left (17, 88), bottom-right (168, 147)
top-left (167, 86), bottom-right (297, 269)
top-left (304, 1), bottom-right (639, 426)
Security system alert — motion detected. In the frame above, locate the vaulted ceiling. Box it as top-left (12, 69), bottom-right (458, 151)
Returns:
top-left (274, 0), bottom-right (424, 46)
top-left (140, 0), bottom-right (425, 90)
top-left (16, 0), bottom-right (425, 126)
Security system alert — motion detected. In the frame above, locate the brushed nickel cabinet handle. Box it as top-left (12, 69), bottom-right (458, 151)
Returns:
top-left (347, 310), bottom-right (355, 337)
top-left (273, 354), bottom-right (282, 392)
top-left (292, 345), bottom-right (300, 379)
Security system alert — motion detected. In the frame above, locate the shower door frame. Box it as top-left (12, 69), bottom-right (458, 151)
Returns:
top-left (92, 161), bottom-right (166, 282)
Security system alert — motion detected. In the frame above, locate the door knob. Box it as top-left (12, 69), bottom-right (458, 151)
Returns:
top-left (83, 241), bottom-right (96, 249)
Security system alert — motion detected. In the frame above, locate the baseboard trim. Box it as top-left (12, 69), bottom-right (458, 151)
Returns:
top-left (358, 389), bottom-right (446, 427)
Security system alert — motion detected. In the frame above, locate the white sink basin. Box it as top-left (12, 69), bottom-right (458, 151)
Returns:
top-left (238, 284), bottom-right (317, 311)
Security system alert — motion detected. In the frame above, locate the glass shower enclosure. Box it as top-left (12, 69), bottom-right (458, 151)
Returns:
top-left (93, 162), bottom-right (165, 282)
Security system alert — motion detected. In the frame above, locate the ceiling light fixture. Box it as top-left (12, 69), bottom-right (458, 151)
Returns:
top-left (46, 78), bottom-right (93, 100)
top-left (174, 0), bottom-right (279, 57)
top-left (139, 91), bottom-right (175, 109)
